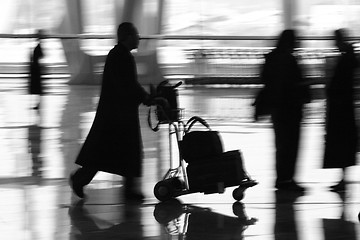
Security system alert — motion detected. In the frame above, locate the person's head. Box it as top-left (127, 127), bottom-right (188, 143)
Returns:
top-left (117, 22), bottom-right (140, 51)
top-left (36, 29), bottom-right (44, 40)
top-left (334, 28), bottom-right (348, 51)
top-left (276, 29), bottom-right (297, 52)
top-left (33, 44), bottom-right (43, 60)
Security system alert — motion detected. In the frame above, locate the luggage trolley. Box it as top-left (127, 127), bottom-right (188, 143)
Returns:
top-left (148, 80), bottom-right (257, 202)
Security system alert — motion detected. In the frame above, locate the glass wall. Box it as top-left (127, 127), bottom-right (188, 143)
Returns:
top-left (0, 0), bottom-right (66, 64)
top-left (0, 0), bottom-right (359, 80)
top-left (162, 0), bottom-right (360, 37)
top-left (81, 0), bottom-right (115, 34)
top-left (2, 0), bottom-right (360, 37)
top-left (295, 0), bottom-right (360, 37)
top-left (1, 0), bottom-right (117, 35)
top-left (162, 0), bottom-right (282, 37)
top-left (5, 0), bottom-right (64, 34)
top-left (291, 0), bottom-right (360, 48)
top-left (0, 0), bottom-right (117, 64)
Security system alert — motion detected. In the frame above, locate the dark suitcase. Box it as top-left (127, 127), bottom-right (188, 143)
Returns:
top-left (186, 150), bottom-right (245, 193)
top-left (180, 131), bottom-right (223, 163)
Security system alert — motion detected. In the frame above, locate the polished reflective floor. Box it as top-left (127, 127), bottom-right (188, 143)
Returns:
top-left (0, 84), bottom-right (359, 240)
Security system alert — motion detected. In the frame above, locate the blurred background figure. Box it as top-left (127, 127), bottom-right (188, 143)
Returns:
top-left (323, 29), bottom-right (358, 192)
top-left (29, 30), bottom-right (44, 110)
top-left (259, 29), bottom-right (310, 192)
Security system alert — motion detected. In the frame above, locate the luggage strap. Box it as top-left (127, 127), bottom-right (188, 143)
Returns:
top-left (185, 116), bottom-right (211, 133)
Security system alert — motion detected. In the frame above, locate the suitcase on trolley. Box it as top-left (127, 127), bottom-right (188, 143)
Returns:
top-left (186, 150), bottom-right (245, 193)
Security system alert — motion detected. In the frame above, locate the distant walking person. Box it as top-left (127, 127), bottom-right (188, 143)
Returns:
top-left (29, 30), bottom-right (44, 110)
top-left (323, 29), bottom-right (358, 192)
top-left (69, 22), bottom-right (152, 201)
top-left (258, 29), bottom-right (310, 191)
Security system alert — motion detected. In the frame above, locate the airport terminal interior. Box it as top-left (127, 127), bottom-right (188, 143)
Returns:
top-left (0, 0), bottom-right (359, 239)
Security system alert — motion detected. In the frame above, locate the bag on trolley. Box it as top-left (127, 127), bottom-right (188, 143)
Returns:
top-left (180, 117), bottom-right (249, 194)
top-left (186, 150), bottom-right (246, 193)
top-left (155, 80), bottom-right (181, 123)
top-left (148, 80), bottom-right (183, 132)
top-left (180, 130), bottom-right (223, 163)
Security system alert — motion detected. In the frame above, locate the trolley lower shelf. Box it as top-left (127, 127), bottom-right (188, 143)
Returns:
top-left (154, 175), bottom-right (258, 202)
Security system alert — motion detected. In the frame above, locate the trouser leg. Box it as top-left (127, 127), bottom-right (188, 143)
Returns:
top-left (273, 113), bottom-right (301, 183)
top-left (124, 176), bottom-right (142, 193)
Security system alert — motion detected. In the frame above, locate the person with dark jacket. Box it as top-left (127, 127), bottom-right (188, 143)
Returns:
top-left (69, 22), bottom-right (152, 201)
top-left (260, 29), bottom-right (310, 191)
top-left (323, 29), bottom-right (358, 192)
top-left (29, 30), bottom-right (44, 110)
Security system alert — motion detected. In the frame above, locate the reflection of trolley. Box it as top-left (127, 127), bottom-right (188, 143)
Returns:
top-left (153, 199), bottom-right (257, 239)
top-left (149, 81), bottom-right (257, 202)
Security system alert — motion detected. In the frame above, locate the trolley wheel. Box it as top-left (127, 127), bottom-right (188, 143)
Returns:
top-left (232, 187), bottom-right (245, 201)
top-left (154, 179), bottom-right (175, 201)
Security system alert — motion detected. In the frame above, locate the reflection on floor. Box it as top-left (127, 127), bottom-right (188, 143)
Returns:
top-left (0, 85), bottom-right (359, 240)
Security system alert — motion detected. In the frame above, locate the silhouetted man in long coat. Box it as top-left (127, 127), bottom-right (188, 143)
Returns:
top-left (260, 30), bottom-right (310, 192)
top-left (323, 29), bottom-right (358, 192)
top-left (70, 22), bottom-right (151, 201)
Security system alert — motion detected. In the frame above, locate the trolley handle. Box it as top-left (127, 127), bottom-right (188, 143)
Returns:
top-left (185, 116), bottom-right (211, 133)
top-left (157, 80), bottom-right (182, 91)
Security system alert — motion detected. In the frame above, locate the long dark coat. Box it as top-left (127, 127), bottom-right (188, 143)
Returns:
top-left (261, 50), bottom-right (309, 110)
top-left (75, 43), bottom-right (148, 177)
top-left (29, 43), bottom-right (43, 95)
top-left (261, 49), bottom-right (309, 182)
top-left (323, 46), bottom-right (358, 168)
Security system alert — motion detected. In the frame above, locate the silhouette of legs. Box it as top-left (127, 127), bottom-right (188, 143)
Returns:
top-left (69, 167), bottom-right (97, 198)
top-left (124, 177), bottom-right (144, 201)
top-left (272, 108), bottom-right (304, 192)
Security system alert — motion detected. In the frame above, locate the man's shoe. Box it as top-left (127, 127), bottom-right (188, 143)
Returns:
top-left (69, 173), bottom-right (85, 198)
top-left (275, 180), bottom-right (305, 192)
